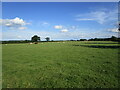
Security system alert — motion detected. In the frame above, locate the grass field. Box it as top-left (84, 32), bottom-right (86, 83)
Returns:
top-left (2, 41), bottom-right (119, 88)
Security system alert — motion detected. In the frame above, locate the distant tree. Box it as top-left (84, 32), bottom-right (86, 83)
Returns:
top-left (70, 39), bottom-right (74, 41)
top-left (80, 39), bottom-right (87, 41)
top-left (94, 38), bottom-right (98, 41)
top-left (31, 35), bottom-right (40, 43)
top-left (45, 37), bottom-right (50, 41)
top-left (25, 40), bottom-right (31, 43)
top-left (111, 36), bottom-right (117, 41)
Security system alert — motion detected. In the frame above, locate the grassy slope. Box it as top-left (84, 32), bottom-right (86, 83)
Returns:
top-left (2, 41), bottom-right (119, 88)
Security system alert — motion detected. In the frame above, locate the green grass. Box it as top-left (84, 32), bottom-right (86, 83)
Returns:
top-left (2, 41), bottom-right (119, 88)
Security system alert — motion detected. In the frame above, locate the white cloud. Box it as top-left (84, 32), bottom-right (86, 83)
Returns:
top-left (42, 22), bottom-right (49, 25)
top-left (5, 23), bottom-right (12, 27)
top-left (54, 25), bottom-right (63, 29)
top-left (60, 29), bottom-right (68, 32)
top-left (54, 25), bottom-right (69, 32)
top-left (2, 28), bottom-right (118, 41)
top-left (76, 9), bottom-right (117, 24)
top-left (0, 17), bottom-right (30, 30)
top-left (41, 22), bottom-right (50, 26)
top-left (108, 28), bottom-right (119, 33)
top-left (0, 17), bottom-right (29, 26)
top-left (17, 36), bottom-right (22, 39)
top-left (18, 27), bottom-right (27, 30)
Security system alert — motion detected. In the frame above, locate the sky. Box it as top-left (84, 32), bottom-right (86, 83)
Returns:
top-left (1, 2), bottom-right (119, 41)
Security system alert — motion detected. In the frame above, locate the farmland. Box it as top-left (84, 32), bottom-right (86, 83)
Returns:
top-left (2, 41), bottom-right (119, 88)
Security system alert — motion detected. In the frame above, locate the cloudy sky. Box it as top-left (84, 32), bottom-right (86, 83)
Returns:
top-left (1, 2), bottom-right (119, 41)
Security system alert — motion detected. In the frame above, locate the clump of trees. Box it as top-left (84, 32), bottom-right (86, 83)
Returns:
top-left (31, 35), bottom-right (40, 44)
top-left (88, 36), bottom-right (119, 41)
top-left (2, 40), bottom-right (31, 44)
top-left (80, 39), bottom-right (87, 41)
top-left (110, 36), bottom-right (118, 41)
top-left (45, 37), bottom-right (50, 42)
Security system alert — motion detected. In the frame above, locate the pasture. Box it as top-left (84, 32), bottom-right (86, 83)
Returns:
top-left (2, 41), bottom-right (119, 88)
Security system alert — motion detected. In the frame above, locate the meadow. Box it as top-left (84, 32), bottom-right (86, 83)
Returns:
top-left (2, 41), bottom-right (119, 88)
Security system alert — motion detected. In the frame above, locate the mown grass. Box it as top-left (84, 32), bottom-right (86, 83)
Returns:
top-left (2, 41), bottom-right (119, 88)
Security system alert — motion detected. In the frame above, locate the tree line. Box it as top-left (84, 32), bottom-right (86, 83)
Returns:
top-left (1, 35), bottom-right (120, 44)
top-left (1, 35), bottom-right (50, 44)
top-left (80, 36), bottom-right (120, 41)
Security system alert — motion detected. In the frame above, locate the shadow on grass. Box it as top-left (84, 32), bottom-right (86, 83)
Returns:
top-left (73, 45), bottom-right (120, 49)
top-left (83, 43), bottom-right (118, 44)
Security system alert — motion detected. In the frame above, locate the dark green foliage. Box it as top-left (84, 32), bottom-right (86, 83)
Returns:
top-left (31, 35), bottom-right (40, 42)
top-left (80, 39), bottom-right (87, 41)
top-left (45, 37), bottom-right (50, 42)
top-left (110, 36), bottom-right (117, 41)
top-left (88, 36), bottom-right (120, 41)
top-left (2, 40), bottom-right (31, 44)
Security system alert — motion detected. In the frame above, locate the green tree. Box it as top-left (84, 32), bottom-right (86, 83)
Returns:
top-left (80, 39), bottom-right (87, 41)
top-left (111, 36), bottom-right (117, 41)
top-left (31, 35), bottom-right (40, 43)
top-left (45, 37), bottom-right (50, 41)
